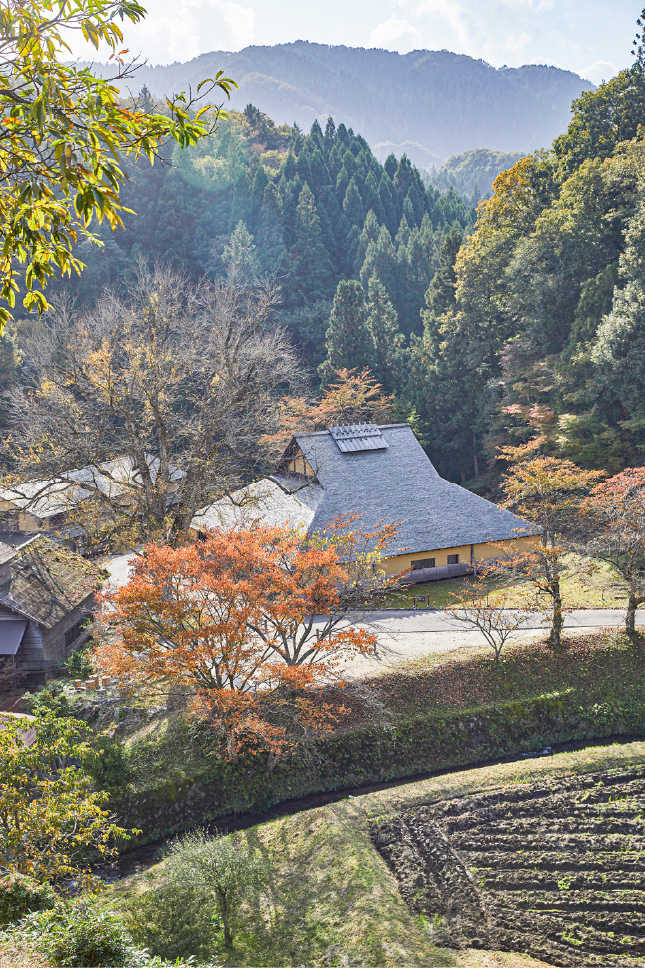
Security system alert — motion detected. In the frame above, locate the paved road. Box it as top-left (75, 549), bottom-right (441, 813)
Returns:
top-left (343, 608), bottom-right (645, 678)
top-left (101, 551), bottom-right (643, 679)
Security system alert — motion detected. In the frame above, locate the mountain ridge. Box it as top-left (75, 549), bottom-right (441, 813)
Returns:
top-left (94, 41), bottom-right (594, 164)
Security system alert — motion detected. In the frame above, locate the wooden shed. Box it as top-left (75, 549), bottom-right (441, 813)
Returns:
top-left (0, 537), bottom-right (100, 684)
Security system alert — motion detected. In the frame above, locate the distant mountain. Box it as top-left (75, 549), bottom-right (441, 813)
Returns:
top-left (99, 42), bottom-right (594, 163)
top-left (427, 148), bottom-right (527, 198)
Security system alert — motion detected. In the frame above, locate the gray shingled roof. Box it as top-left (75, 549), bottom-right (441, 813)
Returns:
top-left (271, 424), bottom-right (538, 556)
top-left (191, 480), bottom-right (316, 534)
top-left (0, 537), bottom-right (99, 628)
top-left (0, 543), bottom-right (16, 567)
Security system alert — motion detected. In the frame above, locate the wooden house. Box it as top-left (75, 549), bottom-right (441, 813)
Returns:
top-left (191, 423), bottom-right (539, 580)
top-left (0, 455), bottom-right (185, 549)
top-left (0, 536), bottom-right (100, 683)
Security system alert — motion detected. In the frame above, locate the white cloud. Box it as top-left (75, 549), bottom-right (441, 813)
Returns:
top-left (217, 1), bottom-right (256, 49)
top-left (369, 18), bottom-right (422, 51)
top-left (63, 0), bottom-right (256, 64)
top-left (393, 0), bottom-right (472, 53)
top-left (501, 30), bottom-right (531, 56)
top-left (496, 0), bottom-right (554, 8)
top-left (580, 59), bottom-right (619, 84)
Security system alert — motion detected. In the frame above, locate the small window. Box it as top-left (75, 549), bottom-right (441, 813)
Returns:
top-left (412, 558), bottom-right (435, 570)
top-left (65, 616), bottom-right (90, 648)
top-left (447, 554), bottom-right (460, 565)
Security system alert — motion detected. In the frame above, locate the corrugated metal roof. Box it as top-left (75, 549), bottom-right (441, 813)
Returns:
top-left (0, 619), bottom-right (27, 656)
top-left (329, 424), bottom-right (388, 453)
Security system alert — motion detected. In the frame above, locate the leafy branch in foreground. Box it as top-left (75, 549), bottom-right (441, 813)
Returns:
top-left (0, 711), bottom-right (134, 886)
top-left (0, 0), bottom-right (236, 331)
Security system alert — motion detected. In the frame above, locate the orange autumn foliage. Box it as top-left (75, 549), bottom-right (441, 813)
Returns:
top-left (580, 467), bottom-right (645, 643)
top-left (262, 368), bottom-right (394, 460)
top-left (95, 519), bottom-right (397, 760)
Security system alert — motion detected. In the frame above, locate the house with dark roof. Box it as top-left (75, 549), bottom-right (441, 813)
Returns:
top-left (191, 423), bottom-right (539, 579)
top-left (0, 536), bottom-right (100, 683)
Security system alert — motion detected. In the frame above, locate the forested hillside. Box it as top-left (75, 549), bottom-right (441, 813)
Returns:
top-left (10, 102), bottom-right (473, 384)
top-left (91, 43), bottom-right (593, 163)
top-left (404, 61), bottom-right (645, 483)
top-left (5, 59), bottom-right (643, 491)
top-left (427, 148), bottom-right (526, 199)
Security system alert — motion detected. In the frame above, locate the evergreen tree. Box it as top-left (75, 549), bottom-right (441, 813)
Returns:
top-left (285, 183), bottom-right (335, 305)
top-left (364, 274), bottom-right (406, 395)
top-left (223, 221), bottom-right (260, 282)
top-left (403, 218), bottom-right (437, 337)
top-left (251, 163), bottom-right (269, 200)
top-left (378, 171), bottom-right (399, 235)
top-left (395, 214), bottom-right (411, 249)
top-left (319, 280), bottom-right (371, 384)
top-left (353, 210), bottom-right (381, 277)
top-left (424, 226), bottom-right (463, 316)
top-left (324, 116), bottom-right (336, 148)
top-left (335, 166), bottom-right (350, 201)
top-left (359, 225), bottom-right (398, 302)
top-left (363, 170), bottom-right (385, 223)
top-left (343, 177), bottom-right (364, 227)
top-left (384, 153), bottom-right (397, 179)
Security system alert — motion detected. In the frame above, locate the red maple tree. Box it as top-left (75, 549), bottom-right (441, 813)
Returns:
top-left (95, 518), bottom-right (397, 760)
top-left (580, 467), bottom-right (645, 645)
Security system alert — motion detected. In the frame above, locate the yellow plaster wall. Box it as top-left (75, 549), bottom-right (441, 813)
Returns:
top-left (382, 534), bottom-right (538, 576)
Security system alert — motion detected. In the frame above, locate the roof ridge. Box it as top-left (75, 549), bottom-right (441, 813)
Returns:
top-left (294, 422), bottom-right (412, 440)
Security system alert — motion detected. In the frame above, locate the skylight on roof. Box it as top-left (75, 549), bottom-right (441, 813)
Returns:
top-left (329, 424), bottom-right (388, 453)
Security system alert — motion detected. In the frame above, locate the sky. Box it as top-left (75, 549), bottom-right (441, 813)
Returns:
top-left (76, 0), bottom-right (640, 84)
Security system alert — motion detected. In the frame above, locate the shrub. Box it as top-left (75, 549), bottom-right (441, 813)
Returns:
top-left (87, 737), bottom-right (131, 791)
top-left (64, 643), bottom-right (94, 680)
top-left (28, 898), bottom-right (133, 966)
top-left (23, 683), bottom-right (72, 718)
top-left (120, 881), bottom-right (219, 962)
top-left (0, 872), bottom-right (54, 926)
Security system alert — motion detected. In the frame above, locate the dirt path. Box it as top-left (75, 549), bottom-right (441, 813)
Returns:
top-left (344, 609), bottom-right (645, 677)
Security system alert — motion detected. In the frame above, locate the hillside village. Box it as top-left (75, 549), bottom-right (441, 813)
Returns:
top-left (1, 3), bottom-right (645, 968)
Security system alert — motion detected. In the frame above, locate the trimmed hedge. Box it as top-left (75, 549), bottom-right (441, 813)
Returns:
top-left (112, 690), bottom-right (645, 844)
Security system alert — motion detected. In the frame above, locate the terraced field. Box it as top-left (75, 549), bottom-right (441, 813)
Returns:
top-left (372, 765), bottom-right (645, 967)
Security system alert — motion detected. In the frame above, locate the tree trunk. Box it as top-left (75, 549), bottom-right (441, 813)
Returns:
top-left (625, 589), bottom-right (642, 647)
top-left (548, 577), bottom-right (564, 650)
top-left (220, 893), bottom-right (232, 947)
top-left (473, 433), bottom-right (479, 478)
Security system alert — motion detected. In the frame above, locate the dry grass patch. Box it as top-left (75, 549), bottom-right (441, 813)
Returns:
top-left (386, 553), bottom-right (628, 610)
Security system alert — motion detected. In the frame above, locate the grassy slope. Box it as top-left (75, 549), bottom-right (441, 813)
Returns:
top-left (112, 740), bottom-right (645, 968)
top-left (117, 631), bottom-right (645, 803)
top-left (386, 553), bottom-right (627, 609)
top-left (366, 630), bottom-right (644, 718)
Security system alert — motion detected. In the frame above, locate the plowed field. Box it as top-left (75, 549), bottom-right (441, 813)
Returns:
top-left (372, 765), bottom-right (645, 967)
